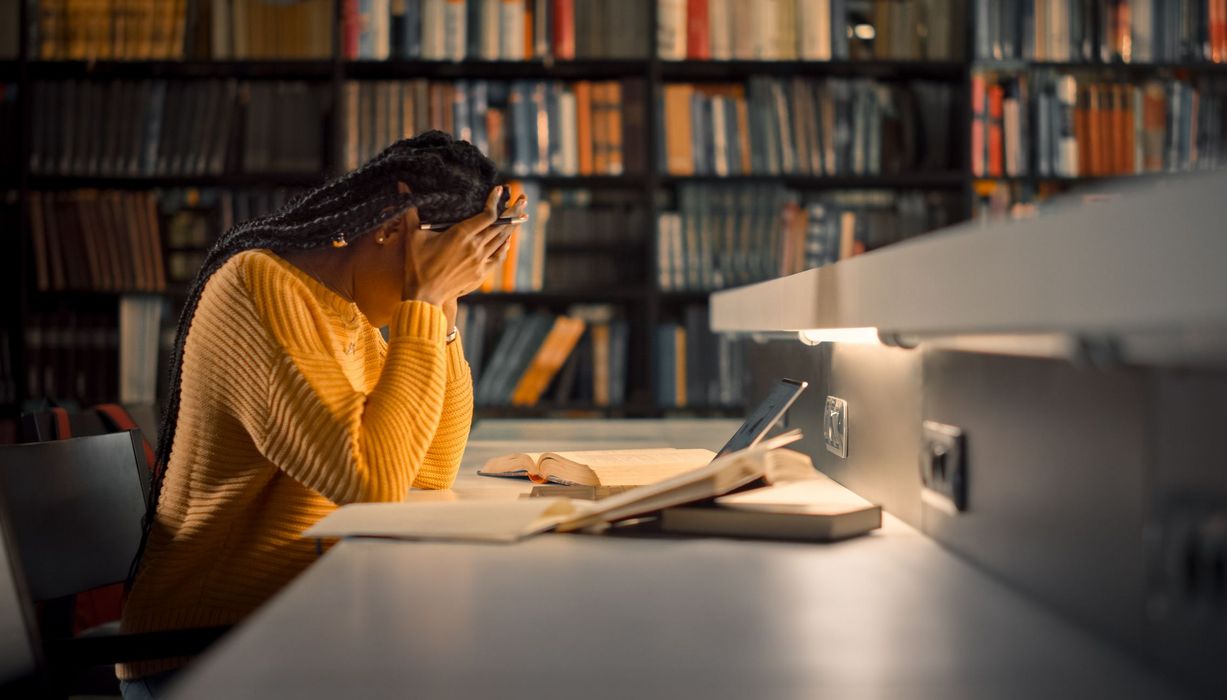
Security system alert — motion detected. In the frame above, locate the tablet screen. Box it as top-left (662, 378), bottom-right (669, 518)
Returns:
top-left (714, 379), bottom-right (808, 458)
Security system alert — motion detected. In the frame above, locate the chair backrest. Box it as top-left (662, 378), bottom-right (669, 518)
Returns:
top-left (0, 431), bottom-right (150, 601)
top-left (0, 487), bottom-right (44, 691)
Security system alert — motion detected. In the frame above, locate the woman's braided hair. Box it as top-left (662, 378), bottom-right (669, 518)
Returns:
top-left (133, 131), bottom-right (497, 579)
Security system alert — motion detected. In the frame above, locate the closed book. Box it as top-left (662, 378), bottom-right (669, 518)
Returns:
top-left (659, 474), bottom-right (882, 541)
top-left (552, 0), bottom-right (574, 58)
top-left (511, 316), bottom-right (585, 406)
top-left (592, 322), bottom-right (610, 406)
top-left (663, 83), bottom-right (695, 175)
top-left (987, 82), bottom-right (1004, 177)
top-left (658, 0), bottom-right (686, 59)
top-left (686, 0), bottom-right (709, 59)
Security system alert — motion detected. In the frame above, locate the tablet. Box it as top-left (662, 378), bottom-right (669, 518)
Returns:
top-left (714, 379), bottom-right (809, 458)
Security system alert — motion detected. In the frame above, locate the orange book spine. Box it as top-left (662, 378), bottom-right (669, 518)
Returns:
top-left (663, 83), bottom-right (695, 175)
top-left (606, 81), bottom-right (623, 176)
top-left (987, 84), bottom-right (1004, 177)
top-left (575, 81), bottom-right (594, 175)
top-left (971, 75), bottom-right (986, 177)
top-left (1122, 84), bottom-right (1136, 174)
top-left (523, 0), bottom-right (534, 60)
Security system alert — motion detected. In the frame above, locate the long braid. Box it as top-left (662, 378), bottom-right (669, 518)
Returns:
top-left (129, 131), bottom-right (497, 585)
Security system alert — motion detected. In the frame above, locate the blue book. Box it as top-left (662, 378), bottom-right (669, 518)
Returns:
top-left (452, 80), bottom-right (471, 142)
top-left (547, 82), bottom-right (563, 174)
top-left (466, 0), bottom-right (482, 59)
top-left (655, 325), bottom-right (676, 407)
top-left (530, 81), bottom-right (549, 175)
top-left (510, 81), bottom-right (532, 176)
top-left (690, 92), bottom-right (706, 175)
top-left (469, 81), bottom-right (489, 152)
top-left (725, 95), bottom-right (741, 174)
top-left (357, 0), bottom-right (375, 58)
top-left (831, 0), bottom-right (849, 59)
top-left (404, 0), bottom-right (422, 58)
top-left (514, 180), bottom-right (542, 290)
top-left (142, 82), bottom-right (166, 175)
top-left (608, 319), bottom-right (628, 406)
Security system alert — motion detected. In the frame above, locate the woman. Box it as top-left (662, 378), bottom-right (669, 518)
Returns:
top-left (118, 132), bottom-right (520, 697)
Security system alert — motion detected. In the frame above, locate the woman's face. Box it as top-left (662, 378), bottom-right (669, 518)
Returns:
top-left (350, 204), bottom-right (418, 328)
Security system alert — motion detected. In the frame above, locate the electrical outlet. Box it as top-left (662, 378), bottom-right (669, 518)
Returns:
top-left (824, 396), bottom-right (848, 458)
top-left (1148, 500), bottom-right (1227, 628)
top-left (920, 421), bottom-right (967, 512)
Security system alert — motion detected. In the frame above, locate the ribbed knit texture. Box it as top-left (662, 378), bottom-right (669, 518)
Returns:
top-left (118, 249), bottom-right (472, 679)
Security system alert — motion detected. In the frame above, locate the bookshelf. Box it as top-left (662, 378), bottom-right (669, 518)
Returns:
top-left (3, 0), bottom-right (1224, 425)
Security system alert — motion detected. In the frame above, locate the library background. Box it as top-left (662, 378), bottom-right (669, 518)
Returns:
top-left (0, 0), bottom-right (1224, 440)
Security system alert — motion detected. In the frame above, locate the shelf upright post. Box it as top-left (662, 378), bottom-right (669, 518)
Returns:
top-left (643, 0), bottom-right (663, 416)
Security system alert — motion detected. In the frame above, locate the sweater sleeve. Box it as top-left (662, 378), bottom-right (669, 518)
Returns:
top-left (240, 256), bottom-right (450, 504)
top-left (412, 338), bottom-right (473, 489)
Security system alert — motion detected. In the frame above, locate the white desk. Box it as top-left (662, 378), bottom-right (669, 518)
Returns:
top-left (168, 420), bottom-right (1184, 699)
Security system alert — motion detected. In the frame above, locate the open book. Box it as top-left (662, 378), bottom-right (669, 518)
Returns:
top-left (303, 432), bottom-right (805, 543)
top-left (477, 448), bottom-right (718, 486)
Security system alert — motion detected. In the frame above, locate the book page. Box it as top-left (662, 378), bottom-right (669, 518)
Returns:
top-left (542, 448), bottom-right (716, 486)
top-left (477, 452), bottom-right (541, 476)
top-left (302, 499), bottom-right (590, 543)
top-left (717, 474), bottom-right (877, 515)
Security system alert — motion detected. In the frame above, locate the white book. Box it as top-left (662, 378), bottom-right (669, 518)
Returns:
top-left (797, 0), bottom-right (831, 60)
top-left (443, 0), bottom-right (466, 61)
top-left (481, 0), bottom-right (501, 59)
top-left (373, 0), bottom-right (391, 59)
top-left (711, 96), bottom-right (729, 176)
top-left (708, 0), bottom-right (732, 60)
top-left (657, 0), bottom-right (687, 59)
top-left (1130, 0), bottom-right (1151, 63)
top-left (757, 0), bottom-right (779, 59)
top-left (1004, 97), bottom-right (1021, 176)
top-left (500, 0), bottom-right (525, 60)
top-left (775, 0), bottom-right (797, 59)
top-left (559, 89), bottom-right (578, 175)
top-left (422, 0), bottom-right (445, 59)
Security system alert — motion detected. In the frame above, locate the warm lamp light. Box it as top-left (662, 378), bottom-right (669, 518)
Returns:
top-left (797, 328), bottom-right (882, 346)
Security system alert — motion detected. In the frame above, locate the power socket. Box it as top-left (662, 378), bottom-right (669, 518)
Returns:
top-left (824, 396), bottom-right (848, 458)
top-left (920, 421), bottom-right (967, 513)
top-left (1148, 500), bottom-right (1227, 629)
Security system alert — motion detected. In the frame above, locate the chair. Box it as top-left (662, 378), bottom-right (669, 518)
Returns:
top-left (21, 403), bottom-right (157, 638)
top-left (0, 482), bottom-right (49, 698)
top-left (0, 431), bottom-right (229, 696)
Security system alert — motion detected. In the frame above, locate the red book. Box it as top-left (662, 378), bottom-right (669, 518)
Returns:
top-left (971, 74), bottom-right (986, 177)
top-left (553, 0), bottom-right (575, 60)
top-left (987, 84), bottom-right (1004, 177)
top-left (686, 0), bottom-right (710, 60)
top-left (342, 0), bottom-right (359, 59)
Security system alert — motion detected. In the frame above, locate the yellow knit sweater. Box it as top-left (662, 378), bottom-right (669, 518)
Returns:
top-left (118, 249), bottom-right (472, 679)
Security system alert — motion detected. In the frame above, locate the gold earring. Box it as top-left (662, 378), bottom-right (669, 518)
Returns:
top-left (331, 235), bottom-right (348, 248)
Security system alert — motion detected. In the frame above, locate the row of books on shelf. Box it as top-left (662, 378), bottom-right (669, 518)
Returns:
top-left (659, 78), bottom-right (956, 176)
top-left (29, 80), bottom-right (328, 177)
top-left (28, 190), bottom-right (167, 293)
top-left (658, 0), bottom-right (963, 62)
top-left (161, 187), bottom-right (304, 283)
top-left (345, 0), bottom-right (649, 61)
top-left (460, 305), bottom-right (630, 408)
top-left (654, 306), bottom-right (747, 408)
top-left (656, 185), bottom-right (959, 291)
top-left (976, 0), bottom-right (1227, 63)
top-left (343, 79), bottom-right (644, 177)
top-left (972, 72), bottom-right (1226, 177)
top-left (0, 84), bottom-right (16, 171)
top-left (21, 313), bottom-right (123, 407)
top-left (28, 0), bottom-right (333, 60)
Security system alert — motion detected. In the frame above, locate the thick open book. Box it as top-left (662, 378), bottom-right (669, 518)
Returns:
top-left (477, 448), bottom-right (718, 486)
top-left (304, 432), bottom-right (804, 543)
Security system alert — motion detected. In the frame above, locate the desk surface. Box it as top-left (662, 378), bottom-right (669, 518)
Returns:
top-left (169, 420), bottom-right (1183, 699)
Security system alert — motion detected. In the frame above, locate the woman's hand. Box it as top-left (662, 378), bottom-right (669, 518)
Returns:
top-left (402, 186), bottom-right (513, 307)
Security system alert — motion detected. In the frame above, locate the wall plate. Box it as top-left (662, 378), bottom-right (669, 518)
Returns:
top-left (920, 420), bottom-right (967, 512)
top-left (824, 396), bottom-right (848, 458)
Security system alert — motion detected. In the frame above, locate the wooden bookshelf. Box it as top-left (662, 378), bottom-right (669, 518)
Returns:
top-left (7, 0), bottom-right (1218, 421)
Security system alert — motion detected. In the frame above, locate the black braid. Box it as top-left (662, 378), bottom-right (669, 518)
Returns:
top-left (128, 131), bottom-right (497, 586)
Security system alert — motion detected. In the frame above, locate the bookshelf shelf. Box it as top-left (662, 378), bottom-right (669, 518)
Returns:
top-left (26, 174), bottom-right (329, 190)
top-left (658, 60), bottom-right (967, 81)
top-left (658, 172), bottom-right (968, 189)
top-left (519, 175), bottom-right (643, 189)
top-left (973, 60), bottom-right (1227, 74)
top-left (25, 60), bottom-right (336, 80)
top-left (344, 59), bottom-right (650, 80)
top-left (658, 291), bottom-right (712, 304)
top-left (465, 290), bottom-right (649, 305)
